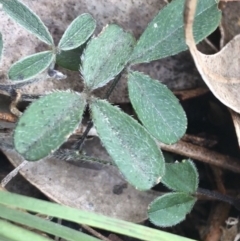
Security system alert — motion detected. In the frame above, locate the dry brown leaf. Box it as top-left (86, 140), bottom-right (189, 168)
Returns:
top-left (0, 135), bottom-right (159, 223)
top-left (184, 0), bottom-right (240, 114)
top-left (220, 1), bottom-right (240, 47)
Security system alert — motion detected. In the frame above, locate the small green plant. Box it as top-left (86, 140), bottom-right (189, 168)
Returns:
top-left (0, 0), bottom-right (222, 228)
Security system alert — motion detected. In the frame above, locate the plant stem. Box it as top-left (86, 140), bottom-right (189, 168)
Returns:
top-left (197, 187), bottom-right (240, 211)
top-left (73, 71), bottom-right (123, 151)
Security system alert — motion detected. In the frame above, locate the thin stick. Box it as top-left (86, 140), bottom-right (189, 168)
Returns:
top-left (81, 224), bottom-right (112, 241)
top-left (159, 140), bottom-right (240, 173)
top-left (1, 161), bottom-right (28, 187)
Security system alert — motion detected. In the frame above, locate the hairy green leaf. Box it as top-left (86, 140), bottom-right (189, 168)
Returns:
top-left (0, 219), bottom-right (52, 241)
top-left (162, 159), bottom-right (199, 193)
top-left (14, 91), bottom-right (86, 161)
top-left (90, 99), bottom-right (165, 191)
top-left (0, 33), bottom-right (3, 61)
top-left (8, 51), bottom-right (55, 81)
top-left (0, 204), bottom-right (99, 241)
top-left (129, 0), bottom-right (221, 64)
top-left (0, 0), bottom-right (54, 45)
top-left (58, 13), bottom-right (96, 51)
top-left (56, 46), bottom-right (83, 71)
top-left (128, 71), bottom-right (187, 144)
top-left (148, 192), bottom-right (196, 227)
top-left (0, 191), bottom-right (197, 241)
top-left (81, 24), bottom-right (135, 90)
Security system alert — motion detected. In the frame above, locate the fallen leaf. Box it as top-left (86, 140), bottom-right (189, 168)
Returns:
top-left (0, 135), bottom-right (159, 223)
top-left (185, 0), bottom-right (240, 114)
top-left (220, 1), bottom-right (240, 47)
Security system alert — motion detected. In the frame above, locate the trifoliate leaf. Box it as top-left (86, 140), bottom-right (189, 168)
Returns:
top-left (162, 159), bottom-right (199, 193)
top-left (58, 13), bottom-right (96, 51)
top-left (14, 91), bottom-right (86, 161)
top-left (90, 99), bottom-right (165, 191)
top-left (81, 24), bottom-right (135, 90)
top-left (0, 0), bottom-right (54, 45)
top-left (8, 51), bottom-right (54, 81)
top-left (128, 71), bottom-right (187, 144)
top-left (148, 192), bottom-right (196, 227)
top-left (129, 0), bottom-right (221, 64)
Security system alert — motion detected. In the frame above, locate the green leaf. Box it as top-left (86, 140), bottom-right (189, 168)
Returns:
top-left (0, 219), bottom-right (53, 241)
top-left (0, 33), bottom-right (3, 61)
top-left (162, 159), bottom-right (199, 193)
top-left (14, 91), bottom-right (86, 161)
top-left (58, 13), bottom-right (96, 51)
top-left (129, 0), bottom-right (221, 64)
top-left (0, 204), bottom-right (100, 241)
top-left (56, 46), bottom-right (83, 71)
top-left (81, 24), bottom-right (135, 90)
top-left (128, 71), bottom-right (187, 144)
top-left (148, 192), bottom-right (196, 227)
top-left (8, 51), bottom-right (55, 81)
top-left (0, 0), bottom-right (54, 45)
top-left (0, 191), bottom-right (197, 241)
top-left (90, 99), bottom-right (165, 191)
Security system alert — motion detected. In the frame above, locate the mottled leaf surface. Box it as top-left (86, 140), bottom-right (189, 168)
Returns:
top-left (81, 24), bottom-right (135, 90)
top-left (148, 192), bottom-right (196, 227)
top-left (14, 91), bottom-right (86, 161)
top-left (8, 51), bottom-right (54, 81)
top-left (128, 71), bottom-right (187, 144)
top-left (90, 99), bottom-right (165, 191)
top-left (0, 0), bottom-right (54, 45)
top-left (162, 159), bottom-right (199, 193)
top-left (58, 13), bottom-right (96, 51)
top-left (129, 0), bottom-right (221, 64)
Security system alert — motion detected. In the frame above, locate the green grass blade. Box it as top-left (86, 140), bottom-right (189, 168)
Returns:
top-left (148, 192), bottom-right (197, 227)
top-left (58, 13), bottom-right (96, 51)
top-left (8, 51), bottom-right (54, 82)
top-left (81, 24), bottom-right (135, 90)
top-left (129, 0), bottom-right (221, 64)
top-left (0, 0), bottom-right (54, 45)
top-left (90, 99), bottom-right (164, 191)
top-left (128, 71), bottom-right (187, 144)
top-left (0, 219), bottom-right (53, 241)
top-left (0, 191), bottom-right (197, 241)
top-left (14, 91), bottom-right (86, 161)
top-left (0, 204), bottom-right (100, 241)
top-left (162, 160), bottom-right (199, 193)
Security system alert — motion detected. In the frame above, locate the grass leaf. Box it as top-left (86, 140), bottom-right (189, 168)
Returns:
top-left (0, 219), bottom-right (53, 241)
top-left (0, 191), bottom-right (197, 241)
top-left (0, 204), bottom-right (100, 241)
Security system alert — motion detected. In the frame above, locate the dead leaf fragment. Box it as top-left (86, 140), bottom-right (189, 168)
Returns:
top-left (185, 0), bottom-right (240, 114)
